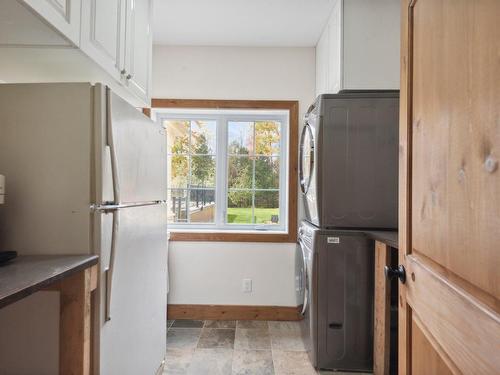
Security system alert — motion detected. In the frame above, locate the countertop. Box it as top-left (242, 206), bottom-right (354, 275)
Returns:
top-left (0, 254), bottom-right (99, 308)
top-left (364, 230), bottom-right (399, 249)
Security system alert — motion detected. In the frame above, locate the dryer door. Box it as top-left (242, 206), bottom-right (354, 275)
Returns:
top-left (299, 123), bottom-right (314, 194)
top-left (300, 120), bottom-right (319, 225)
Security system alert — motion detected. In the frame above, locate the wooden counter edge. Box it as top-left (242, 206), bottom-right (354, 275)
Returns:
top-left (374, 240), bottom-right (391, 375)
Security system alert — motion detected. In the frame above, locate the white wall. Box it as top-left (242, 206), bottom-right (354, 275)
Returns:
top-left (153, 46), bottom-right (315, 115)
top-left (153, 45), bottom-right (316, 306)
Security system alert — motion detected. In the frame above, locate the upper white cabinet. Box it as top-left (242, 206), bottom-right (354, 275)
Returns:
top-left (315, 0), bottom-right (400, 96)
top-left (22, 0), bottom-right (81, 46)
top-left (123, 0), bottom-right (152, 104)
top-left (80, 0), bottom-right (126, 82)
top-left (80, 0), bottom-right (152, 103)
top-left (315, 23), bottom-right (329, 98)
top-left (0, 0), bottom-right (152, 107)
top-left (315, 0), bottom-right (342, 96)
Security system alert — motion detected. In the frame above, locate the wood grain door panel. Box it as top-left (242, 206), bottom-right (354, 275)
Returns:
top-left (400, 0), bottom-right (500, 374)
top-left (411, 318), bottom-right (453, 375)
top-left (406, 254), bottom-right (500, 374)
top-left (411, 0), bottom-right (500, 299)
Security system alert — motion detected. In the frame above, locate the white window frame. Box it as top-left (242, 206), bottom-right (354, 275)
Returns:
top-left (153, 108), bottom-right (290, 234)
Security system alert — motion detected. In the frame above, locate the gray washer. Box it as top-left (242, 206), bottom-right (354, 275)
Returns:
top-left (300, 91), bottom-right (399, 229)
top-left (299, 220), bottom-right (374, 372)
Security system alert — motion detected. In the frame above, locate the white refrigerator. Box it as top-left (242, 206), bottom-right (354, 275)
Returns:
top-left (0, 83), bottom-right (168, 375)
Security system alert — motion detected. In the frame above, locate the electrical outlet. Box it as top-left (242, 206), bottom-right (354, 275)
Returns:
top-left (242, 278), bottom-right (252, 293)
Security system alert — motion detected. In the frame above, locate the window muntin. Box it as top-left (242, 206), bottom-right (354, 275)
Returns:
top-left (157, 110), bottom-right (289, 233)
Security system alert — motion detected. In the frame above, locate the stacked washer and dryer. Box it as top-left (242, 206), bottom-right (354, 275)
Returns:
top-left (298, 91), bottom-right (399, 372)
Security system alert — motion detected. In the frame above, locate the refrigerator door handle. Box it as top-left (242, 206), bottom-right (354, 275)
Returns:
top-left (91, 200), bottom-right (165, 212)
top-left (105, 209), bottom-right (120, 321)
top-left (106, 87), bottom-right (121, 204)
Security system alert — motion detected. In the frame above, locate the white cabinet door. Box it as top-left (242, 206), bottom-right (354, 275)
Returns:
top-left (326, 0), bottom-right (342, 93)
top-left (341, 0), bottom-right (400, 89)
top-left (22, 0), bottom-right (81, 45)
top-left (81, 0), bottom-right (126, 81)
top-left (315, 28), bottom-right (328, 97)
top-left (315, 0), bottom-right (342, 96)
top-left (123, 0), bottom-right (152, 105)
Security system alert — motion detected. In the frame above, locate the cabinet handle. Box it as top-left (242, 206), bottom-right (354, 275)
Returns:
top-left (120, 69), bottom-right (127, 75)
top-left (126, 74), bottom-right (133, 80)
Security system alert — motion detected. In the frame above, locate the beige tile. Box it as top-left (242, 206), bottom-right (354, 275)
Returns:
top-left (235, 328), bottom-right (271, 350)
top-left (187, 348), bottom-right (233, 375)
top-left (204, 320), bottom-right (237, 329)
top-left (232, 349), bottom-right (274, 375)
top-left (172, 320), bottom-right (205, 328)
top-left (268, 321), bottom-right (305, 351)
top-left (237, 320), bottom-right (269, 329)
top-left (197, 328), bottom-right (235, 349)
top-left (167, 328), bottom-right (202, 350)
top-left (268, 321), bottom-right (301, 333)
top-left (272, 350), bottom-right (318, 375)
top-left (163, 349), bottom-right (194, 375)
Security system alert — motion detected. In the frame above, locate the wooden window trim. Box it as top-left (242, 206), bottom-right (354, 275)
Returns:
top-left (144, 99), bottom-right (299, 243)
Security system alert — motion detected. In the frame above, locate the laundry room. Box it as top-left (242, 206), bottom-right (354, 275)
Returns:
top-left (0, 0), bottom-right (498, 374)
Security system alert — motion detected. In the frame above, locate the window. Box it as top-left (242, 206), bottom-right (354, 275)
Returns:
top-left (147, 99), bottom-right (298, 243)
top-left (156, 110), bottom-right (288, 232)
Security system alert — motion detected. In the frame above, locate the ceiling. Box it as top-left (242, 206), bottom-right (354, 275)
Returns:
top-left (153, 0), bottom-right (336, 47)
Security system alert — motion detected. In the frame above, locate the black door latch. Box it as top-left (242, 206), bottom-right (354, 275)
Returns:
top-left (384, 264), bottom-right (406, 284)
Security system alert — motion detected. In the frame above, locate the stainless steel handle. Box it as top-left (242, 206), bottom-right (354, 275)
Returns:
top-left (91, 200), bottom-right (165, 212)
top-left (105, 209), bottom-right (120, 321)
top-left (299, 240), bottom-right (309, 316)
top-left (106, 88), bottom-right (121, 204)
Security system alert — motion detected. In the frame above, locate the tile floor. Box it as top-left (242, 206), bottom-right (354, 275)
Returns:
top-left (164, 320), bottom-right (372, 375)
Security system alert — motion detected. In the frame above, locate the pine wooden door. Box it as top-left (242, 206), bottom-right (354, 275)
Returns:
top-left (399, 0), bottom-right (500, 374)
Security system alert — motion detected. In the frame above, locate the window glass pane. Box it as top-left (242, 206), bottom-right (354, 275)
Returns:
top-left (227, 190), bottom-right (253, 224)
top-left (165, 120), bottom-right (189, 154)
top-left (254, 191), bottom-right (279, 224)
top-left (228, 121), bottom-right (254, 155)
top-left (168, 189), bottom-right (188, 223)
top-left (168, 155), bottom-right (188, 188)
top-left (190, 155), bottom-right (216, 188)
top-left (255, 156), bottom-right (279, 189)
top-left (255, 121), bottom-right (280, 155)
top-left (191, 120), bottom-right (216, 154)
top-left (189, 189), bottom-right (216, 223)
top-left (228, 156), bottom-right (253, 189)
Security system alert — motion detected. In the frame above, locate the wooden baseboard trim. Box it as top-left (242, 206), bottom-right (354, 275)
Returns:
top-left (168, 304), bottom-right (303, 321)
